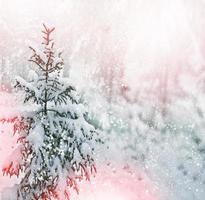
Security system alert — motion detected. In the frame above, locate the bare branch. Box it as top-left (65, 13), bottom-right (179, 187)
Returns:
top-left (43, 23), bottom-right (49, 32)
top-left (28, 59), bottom-right (46, 71)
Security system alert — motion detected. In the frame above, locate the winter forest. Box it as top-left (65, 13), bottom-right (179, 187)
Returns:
top-left (0, 0), bottom-right (205, 200)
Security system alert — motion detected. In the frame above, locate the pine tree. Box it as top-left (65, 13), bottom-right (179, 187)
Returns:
top-left (3, 24), bottom-right (98, 200)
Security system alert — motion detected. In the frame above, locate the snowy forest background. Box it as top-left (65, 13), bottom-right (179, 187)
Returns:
top-left (1, 0), bottom-right (205, 199)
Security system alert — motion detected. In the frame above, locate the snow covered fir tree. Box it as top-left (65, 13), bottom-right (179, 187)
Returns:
top-left (2, 24), bottom-right (98, 200)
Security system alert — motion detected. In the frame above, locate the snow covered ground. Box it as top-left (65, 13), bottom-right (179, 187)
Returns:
top-left (69, 163), bottom-right (160, 200)
top-left (0, 91), bottom-right (204, 200)
top-left (0, 92), bottom-right (161, 200)
top-left (0, 94), bottom-right (155, 200)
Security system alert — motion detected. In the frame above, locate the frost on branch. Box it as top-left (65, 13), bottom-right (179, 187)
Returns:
top-left (4, 24), bottom-right (99, 200)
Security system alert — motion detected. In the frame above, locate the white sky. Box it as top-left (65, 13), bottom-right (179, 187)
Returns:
top-left (0, 0), bottom-right (205, 88)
